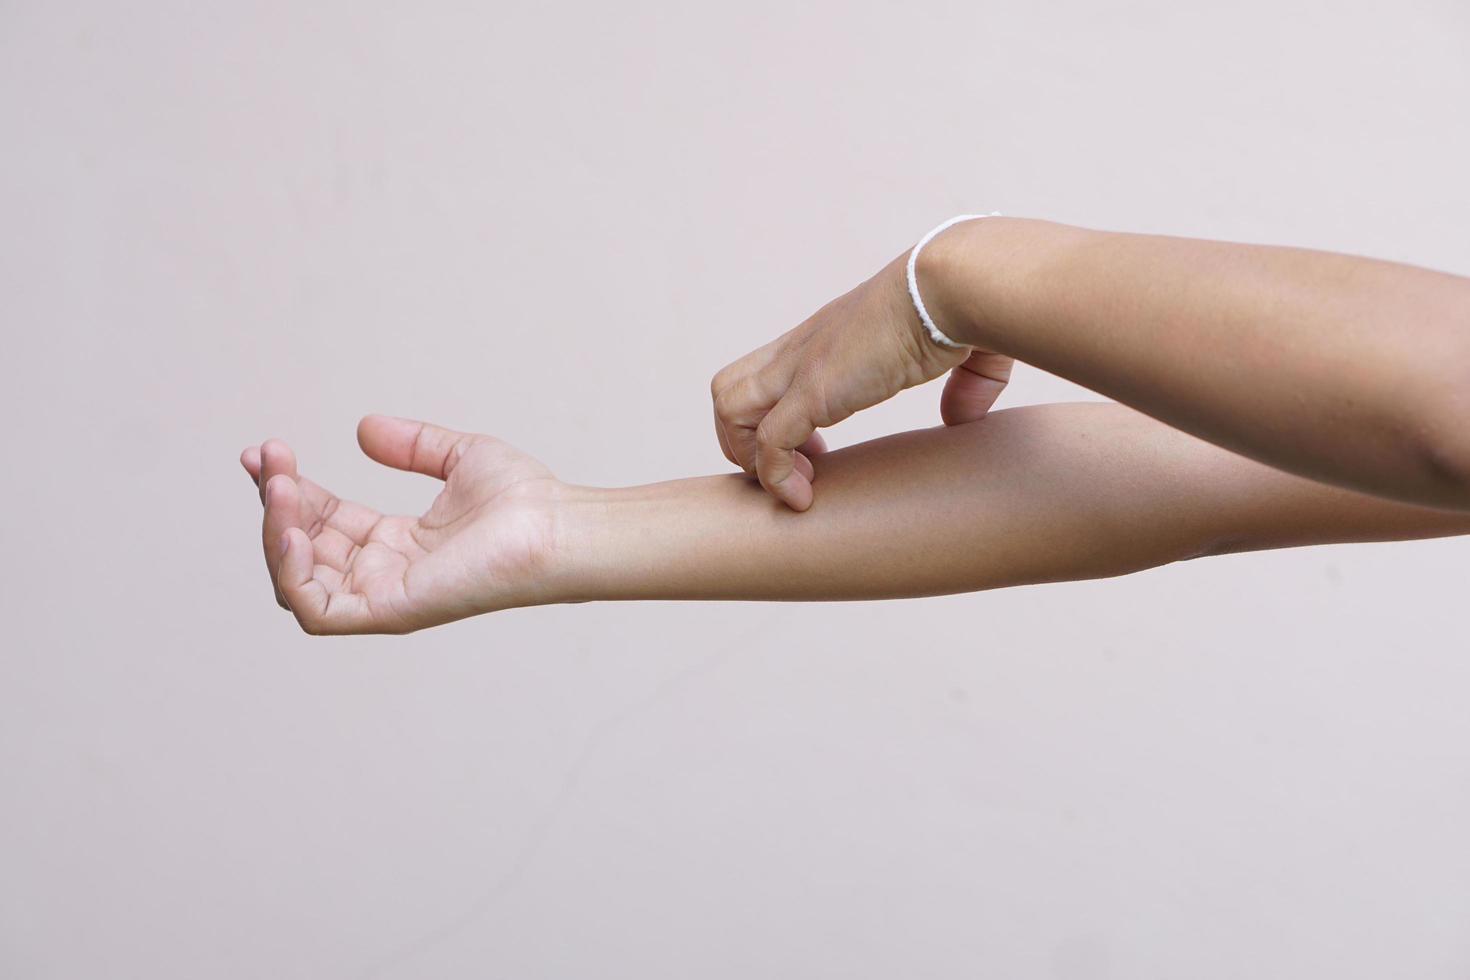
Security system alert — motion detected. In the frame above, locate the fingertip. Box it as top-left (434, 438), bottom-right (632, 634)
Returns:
top-left (781, 472), bottom-right (814, 512)
top-left (797, 431), bottom-right (828, 457)
top-left (793, 450), bottom-right (814, 483)
top-left (357, 414), bottom-right (438, 472)
top-left (260, 438), bottom-right (297, 475)
top-left (240, 446), bottom-right (261, 480)
top-left (356, 414), bottom-right (386, 448)
top-left (762, 460), bottom-right (814, 512)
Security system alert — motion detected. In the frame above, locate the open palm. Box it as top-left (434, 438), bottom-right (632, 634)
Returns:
top-left (241, 416), bottom-right (560, 634)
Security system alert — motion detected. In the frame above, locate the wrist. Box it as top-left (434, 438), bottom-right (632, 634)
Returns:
top-left (914, 216), bottom-right (1087, 352)
top-left (537, 480), bottom-right (717, 605)
top-left (910, 216), bottom-right (1001, 349)
top-left (537, 482), bottom-right (612, 606)
top-left (537, 473), bottom-right (787, 605)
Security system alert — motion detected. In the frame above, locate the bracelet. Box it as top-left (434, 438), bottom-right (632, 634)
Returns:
top-left (905, 213), bottom-right (1000, 349)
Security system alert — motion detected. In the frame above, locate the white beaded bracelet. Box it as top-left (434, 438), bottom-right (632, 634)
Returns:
top-left (905, 212), bottom-right (1001, 349)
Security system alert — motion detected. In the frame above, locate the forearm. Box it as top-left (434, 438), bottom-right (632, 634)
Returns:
top-left (547, 403), bottom-right (1469, 604)
top-left (921, 218), bottom-right (1470, 508)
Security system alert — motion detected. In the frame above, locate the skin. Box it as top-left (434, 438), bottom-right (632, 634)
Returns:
top-left (241, 405), bottom-right (1470, 635)
top-left (710, 217), bottom-right (1470, 511)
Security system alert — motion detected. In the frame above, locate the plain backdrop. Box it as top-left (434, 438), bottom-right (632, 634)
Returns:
top-left (3, 2), bottom-right (1469, 977)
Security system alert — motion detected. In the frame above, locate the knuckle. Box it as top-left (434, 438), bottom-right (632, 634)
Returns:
top-left (756, 411), bottom-right (797, 448)
top-left (773, 329), bottom-right (803, 357)
top-left (710, 369), bottom-right (731, 398)
top-left (796, 381), bottom-right (824, 416)
top-left (792, 364), bottom-right (840, 429)
top-left (796, 338), bottom-right (829, 371)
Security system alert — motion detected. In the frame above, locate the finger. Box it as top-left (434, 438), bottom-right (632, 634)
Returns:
top-left (711, 336), bottom-right (792, 468)
top-left (278, 529), bottom-right (370, 635)
top-left (713, 375), bottom-right (765, 473)
top-left (240, 446), bottom-right (262, 486)
top-left (300, 524), bottom-right (357, 574)
top-left (245, 451), bottom-right (380, 561)
top-left (357, 415), bottom-right (477, 480)
top-left (758, 445), bottom-right (813, 511)
top-left (754, 396), bottom-right (818, 512)
top-left (242, 443), bottom-right (282, 605)
top-left (797, 431), bottom-right (828, 457)
top-left (277, 529), bottom-right (325, 622)
top-left (257, 439), bottom-right (298, 505)
top-left (792, 450), bottom-right (814, 483)
top-left (713, 404), bottom-right (737, 467)
top-left (262, 474), bottom-right (305, 607)
top-left (718, 368), bottom-right (795, 474)
top-left (254, 442), bottom-right (341, 551)
top-left (709, 332), bottom-right (790, 401)
top-left (939, 351), bottom-right (1014, 427)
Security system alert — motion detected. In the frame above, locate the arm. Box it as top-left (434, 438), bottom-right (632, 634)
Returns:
top-left (710, 217), bottom-right (1470, 512)
top-left (552, 401), bottom-right (1469, 603)
top-left (242, 405), bottom-right (1469, 634)
top-left (920, 218), bottom-right (1470, 509)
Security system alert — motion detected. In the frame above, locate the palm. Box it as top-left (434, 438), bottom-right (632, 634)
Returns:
top-left (243, 417), bottom-right (560, 634)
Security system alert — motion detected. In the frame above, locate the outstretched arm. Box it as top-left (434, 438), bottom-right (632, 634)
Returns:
top-left (242, 404), bottom-right (1469, 633)
top-left (553, 401), bottom-right (1468, 602)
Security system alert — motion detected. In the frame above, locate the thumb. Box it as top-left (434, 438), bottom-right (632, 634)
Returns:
top-left (939, 351), bottom-right (1014, 426)
top-left (357, 415), bottom-right (479, 480)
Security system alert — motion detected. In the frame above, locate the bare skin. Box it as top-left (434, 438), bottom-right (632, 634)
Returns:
top-left (241, 405), bottom-right (1470, 635)
top-left (243, 415), bottom-right (561, 633)
top-left (711, 217), bottom-right (1470, 511)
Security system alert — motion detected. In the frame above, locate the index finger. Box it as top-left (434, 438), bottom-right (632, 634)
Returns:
top-left (754, 394), bottom-right (819, 511)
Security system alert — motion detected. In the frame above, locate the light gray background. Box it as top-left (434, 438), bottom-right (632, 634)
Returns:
top-left (3, 2), bottom-right (1469, 977)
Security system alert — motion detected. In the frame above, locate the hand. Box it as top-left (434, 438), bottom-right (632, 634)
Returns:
top-left (239, 416), bottom-right (562, 634)
top-left (710, 249), bottom-right (1013, 511)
